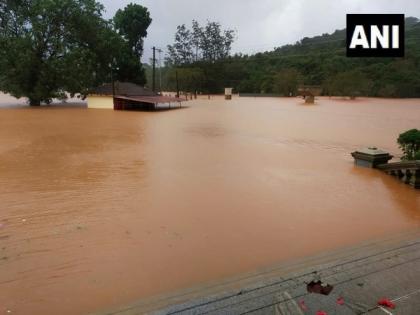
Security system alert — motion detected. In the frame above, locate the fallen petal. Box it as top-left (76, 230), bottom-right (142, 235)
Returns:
top-left (298, 300), bottom-right (308, 311)
top-left (378, 298), bottom-right (396, 309)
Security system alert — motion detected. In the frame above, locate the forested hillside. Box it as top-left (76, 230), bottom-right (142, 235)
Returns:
top-left (152, 17), bottom-right (420, 98)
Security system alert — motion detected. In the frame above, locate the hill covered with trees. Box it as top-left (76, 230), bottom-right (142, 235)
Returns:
top-left (154, 17), bottom-right (420, 98)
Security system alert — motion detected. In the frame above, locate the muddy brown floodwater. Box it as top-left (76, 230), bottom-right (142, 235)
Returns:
top-left (0, 95), bottom-right (419, 314)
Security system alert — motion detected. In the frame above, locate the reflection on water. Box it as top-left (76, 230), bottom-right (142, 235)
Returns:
top-left (0, 96), bottom-right (419, 314)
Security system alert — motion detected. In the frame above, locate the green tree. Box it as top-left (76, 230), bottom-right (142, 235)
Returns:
top-left (1, 0), bottom-right (109, 105)
top-left (273, 68), bottom-right (301, 96)
top-left (166, 67), bottom-right (204, 93)
top-left (200, 21), bottom-right (235, 62)
top-left (113, 40), bottom-right (147, 85)
top-left (113, 3), bottom-right (152, 59)
top-left (166, 24), bottom-right (193, 65)
top-left (398, 129), bottom-right (420, 161)
top-left (159, 16), bottom-right (420, 96)
top-left (166, 20), bottom-right (235, 66)
top-left (0, 0), bottom-right (151, 105)
top-left (328, 70), bottom-right (372, 99)
top-left (191, 20), bottom-right (202, 62)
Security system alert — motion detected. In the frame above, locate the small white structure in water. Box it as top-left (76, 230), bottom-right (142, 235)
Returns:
top-left (351, 147), bottom-right (393, 168)
top-left (225, 88), bottom-right (233, 100)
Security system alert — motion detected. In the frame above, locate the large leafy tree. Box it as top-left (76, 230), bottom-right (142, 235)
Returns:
top-left (166, 20), bottom-right (235, 66)
top-left (201, 21), bottom-right (235, 62)
top-left (114, 3), bottom-right (152, 59)
top-left (0, 0), bottom-right (108, 105)
top-left (398, 129), bottom-right (420, 161)
top-left (0, 0), bottom-right (151, 106)
top-left (112, 3), bottom-right (152, 87)
top-left (167, 24), bottom-right (193, 65)
top-left (164, 20), bottom-right (235, 93)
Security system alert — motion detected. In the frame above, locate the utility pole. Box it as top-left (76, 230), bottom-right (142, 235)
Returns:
top-left (110, 58), bottom-right (116, 98)
top-left (157, 48), bottom-right (163, 93)
top-left (176, 70), bottom-right (179, 98)
top-left (111, 64), bottom-right (115, 98)
top-left (152, 46), bottom-right (156, 93)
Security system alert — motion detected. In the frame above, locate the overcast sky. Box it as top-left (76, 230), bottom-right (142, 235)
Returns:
top-left (98, 0), bottom-right (420, 63)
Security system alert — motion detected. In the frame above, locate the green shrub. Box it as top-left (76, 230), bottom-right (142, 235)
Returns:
top-left (398, 129), bottom-right (420, 160)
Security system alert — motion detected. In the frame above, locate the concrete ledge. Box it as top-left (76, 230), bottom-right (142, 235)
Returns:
top-left (95, 229), bottom-right (420, 315)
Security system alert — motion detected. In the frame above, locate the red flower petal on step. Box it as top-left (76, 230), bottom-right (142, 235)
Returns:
top-left (337, 297), bottom-right (345, 305)
top-left (316, 311), bottom-right (328, 315)
top-left (298, 300), bottom-right (308, 311)
top-left (378, 298), bottom-right (396, 309)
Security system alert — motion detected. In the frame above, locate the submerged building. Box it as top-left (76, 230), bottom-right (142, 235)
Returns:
top-left (87, 82), bottom-right (182, 110)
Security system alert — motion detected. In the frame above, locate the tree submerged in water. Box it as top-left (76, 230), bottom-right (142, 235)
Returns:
top-left (398, 129), bottom-right (420, 161)
top-left (0, 0), bottom-right (151, 106)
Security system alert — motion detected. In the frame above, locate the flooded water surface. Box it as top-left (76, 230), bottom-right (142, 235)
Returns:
top-left (0, 95), bottom-right (419, 314)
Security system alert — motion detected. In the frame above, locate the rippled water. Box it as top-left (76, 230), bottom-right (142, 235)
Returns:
top-left (0, 95), bottom-right (419, 314)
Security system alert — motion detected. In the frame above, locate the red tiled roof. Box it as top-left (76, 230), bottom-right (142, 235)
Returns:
top-left (90, 82), bottom-right (156, 97)
top-left (115, 95), bottom-right (183, 104)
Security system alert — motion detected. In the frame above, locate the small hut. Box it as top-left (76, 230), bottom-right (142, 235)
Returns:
top-left (298, 85), bottom-right (322, 104)
top-left (225, 88), bottom-right (233, 100)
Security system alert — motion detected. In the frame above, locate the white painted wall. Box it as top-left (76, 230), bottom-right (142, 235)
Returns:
top-left (87, 95), bottom-right (114, 109)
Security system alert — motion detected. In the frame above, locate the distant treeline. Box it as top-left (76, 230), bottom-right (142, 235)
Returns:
top-left (149, 17), bottom-right (420, 98)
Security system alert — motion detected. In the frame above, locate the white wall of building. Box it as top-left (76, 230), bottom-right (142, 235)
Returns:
top-left (87, 95), bottom-right (114, 109)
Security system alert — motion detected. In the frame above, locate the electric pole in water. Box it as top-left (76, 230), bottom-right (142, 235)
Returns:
top-left (176, 70), bottom-right (179, 98)
top-left (110, 57), bottom-right (117, 98)
top-left (157, 48), bottom-right (163, 93)
top-left (152, 46), bottom-right (156, 93)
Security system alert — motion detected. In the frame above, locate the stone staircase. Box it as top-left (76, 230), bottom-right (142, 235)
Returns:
top-left (378, 161), bottom-right (420, 189)
top-left (351, 147), bottom-right (419, 189)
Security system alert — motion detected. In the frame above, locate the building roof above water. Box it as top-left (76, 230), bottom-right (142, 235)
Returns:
top-left (354, 147), bottom-right (391, 156)
top-left (115, 95), bottom-right (182, 105)
top-left (90, 82), bottom-right (157, 97)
